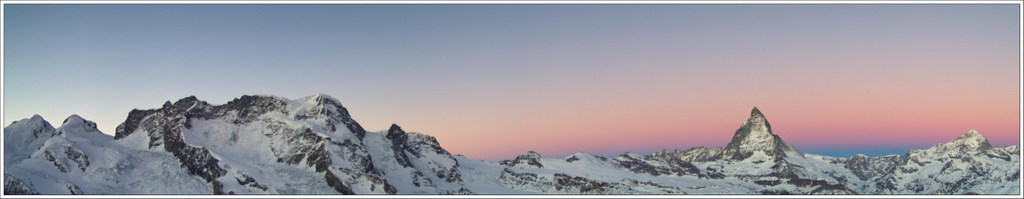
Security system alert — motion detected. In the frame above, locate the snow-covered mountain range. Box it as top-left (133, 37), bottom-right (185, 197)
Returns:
top-left (3, 94), bottom-right (1019, 194)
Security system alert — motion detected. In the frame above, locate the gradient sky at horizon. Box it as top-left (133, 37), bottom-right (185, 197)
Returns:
top-left (3, 4), bottom-right (1020, 161)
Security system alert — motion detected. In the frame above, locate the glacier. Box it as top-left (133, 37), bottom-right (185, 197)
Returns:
top-left (2, 94), bottom-right (1019, 195)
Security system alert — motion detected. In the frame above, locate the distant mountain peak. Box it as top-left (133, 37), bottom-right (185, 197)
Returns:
top-left (525, 151), bottom-right (541, 157)
top-left (62, 114), bottom-right (81, 124)
top-left (501, 151), bottom-right (544, 168)
top-left (8, 115), bottom-right (57, 138)
top-left (300, 93), bottom-right (344, 107)
top-left (62, 114), bottom-right (86, 125)
top-left (4, 115), bottom-right (58, 167)
top-left (958, 129), bottom-right (982, 139)
top-left (58, 115), bottom-right (100, 135)
top-left (292, 93), bottom-right (367, 139)
top-left (948, 129), bottom-right (993, 151)
top-left (388, 124), bottom-right (405, 136)
top-left (11, 114), bottom-right (48, 127)
top-left (29, 114), bottom-right (45, 122)
top-left (727, 107), bottom-right (775, 147)
top-left (912, 130), bottom-right (995, 160)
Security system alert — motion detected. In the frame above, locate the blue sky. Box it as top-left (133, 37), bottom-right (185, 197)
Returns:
top-left (3, 4), bottom-right (1019, 160)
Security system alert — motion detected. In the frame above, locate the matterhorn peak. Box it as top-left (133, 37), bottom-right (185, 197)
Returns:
top-left (730, 107), bottom-right (775, 143)
top-left (746, 107), bottom-right (771, 130)
top-left (751, 107), bottom-right (764, 118)
top-left (723, 107), bottom-right (800, 161)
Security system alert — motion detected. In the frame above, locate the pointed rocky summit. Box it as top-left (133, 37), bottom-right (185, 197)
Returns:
top-left (751, 106), bottom-right (764, 118)
top-left (722, 107), bottom-right (800, 161)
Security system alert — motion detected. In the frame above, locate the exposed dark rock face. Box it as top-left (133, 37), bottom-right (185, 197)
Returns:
top-left (4, 174), bottom-right (37, 195)
top-left (386, 124), bottom-right (415, 168)
top-left (114, 96), bottom-right (274, 182)
top-left (333, 138), bottom-right (380, 175)
top-left (382, 123), bottom-right (465, 185)
top-left (209, 95), bottom-right (288, 124)
top-left (499, 168), bottom-right (547, 190)
top-left (564, 153), bottom-right (607, 163)
top-left (330, 166), bottom-right (398, 194)
top-left (501, 151), bottom-right (544, 168)
top-left (21, 115), bottom-right (57, 139)
top-left (984, 146), bottom-right (1015, 161)
top-left (703, 164), bottom-right (726, 179)
top-left (235, 174), bottom-right (268, 191)
top-left (114, 109), bottom-right (157, 140)
top-left (440, 187), bottom-right (474, 195)
top-left (44, 151), bottom-right (67, 173)
top-left (410, 170), bottom-right (431, 187)
top-left (437, 167), bottom-right (464, 184)
top-left (553, 173), bottom-right (611, 194)
top-left (325, 169), bottom-right (354, 195)
top-left (65, 184), bottom-right (83, 194)
top-left (116, 95), bottom-right (289, 139)
top-left (760, 166), bottom-right (859, 194)
top-left (211, 180), bottom-right (224, 195)
top-left (498, 168), bottom-right (685, 194)
top-left (620, 178), bottom-right (682, 193)
top-left (269, 126), bottom-right (332, 172)
top-left (666, 147), bottom-right (726, 162)
top-left (616, 153), bottom-right (701, 177)
top-left (750, 107), bottom-right (766, 123)
top-left (565, 156), bottom-right (580, 163)
top-left (39, 139), bottom-right (90, 172)
top-left (295, 94), bottom-right (368, 139)
top-left (846, 154), bottom-right (902, 181)
top-left (407, 133), bottom-right (451, 157)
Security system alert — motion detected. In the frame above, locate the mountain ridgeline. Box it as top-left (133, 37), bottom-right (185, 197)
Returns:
top-left (3, 94), bottom-right (1019, 195)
